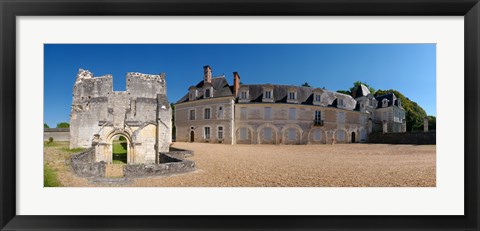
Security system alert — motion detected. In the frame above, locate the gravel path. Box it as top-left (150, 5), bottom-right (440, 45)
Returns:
top-left (132, 143), bottom-right (436, 187)
top-left (45, 142), bottom-right (436, 187)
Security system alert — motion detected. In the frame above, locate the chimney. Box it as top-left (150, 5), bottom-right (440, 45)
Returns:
top-left (203, 65), bottom-right (212, 83)
top-left (233, 72), bottom-right (241, 97)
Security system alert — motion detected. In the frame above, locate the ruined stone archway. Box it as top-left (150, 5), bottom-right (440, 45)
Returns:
top-left (105, 131), bottom-right (134, 164)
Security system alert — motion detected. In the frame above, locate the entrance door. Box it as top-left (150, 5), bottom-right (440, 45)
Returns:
top-left (351, 132), bottom-right (356, 143)
top-left (190, 130), bottom-right (195, 142)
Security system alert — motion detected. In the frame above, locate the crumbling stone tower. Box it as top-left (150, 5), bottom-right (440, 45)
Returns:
top-left (70, 69), bottom-right (172, 164)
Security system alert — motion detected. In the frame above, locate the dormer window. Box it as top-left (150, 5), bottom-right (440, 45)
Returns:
top-left (287, 87), bottom-right (298, 103)
top-left (288, 91), bottom-right (296, 100)
top-left (315, 94), bottom-right (321, 102)
top-left (262, 85), bottom-right (274, 103)
top-left (338, 98), bottom-right (344, 106)
top-left (398, 99), bottom-right (402, 108)
top-left (382, 98), bottom-right (388, 107)
top-left (188, 87), bottom-right (198, 101)
top-left (265, 90), bottom-right (272, 99)
top-left (240, 91), bottom-right (246, 99)
top-left (205, 88), bottom-right (211, 98)
top-left (239, 87), bottom-right (250, 103)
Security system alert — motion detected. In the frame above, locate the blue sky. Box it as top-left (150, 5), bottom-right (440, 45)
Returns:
top-left (44, 44), bottom-right (436, 127)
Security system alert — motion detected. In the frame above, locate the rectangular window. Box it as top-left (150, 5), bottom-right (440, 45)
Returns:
top-left (264, 107), bottom-right (272, 120)
top-left (265, 91), bottom-right (272, 99)
top-left (288, 92), bottom-right (295, 100)
top-left (315, 111), bottom-right (321, 121)
top-left (217, 126), bottom-right (223, 139)
top-left (240, 107), bottom-right (247, 120)
top-left (204, 127), bottom-right (210, 139)
top-left (240, 91), bottom-right (247, 99)
top-left (288, 128), bottom-right (296, 141)
top-left (338, 98), bottom-right (344, 106)
top-left (204, 108), bottom-right (211, 119)
top-left (205, 89), bottom-right (211, 98)
top-left (217, 106), bottom-right (224, 119)
top-left (264, 128), bottom-right (272, 140)
top-left (338, 112), bottom-right (345, 123)
top-left (240, 128), bottom-right (247, 140)
top-left (315, 94), bottom-right (321, 102)
top-left (189, 110), bottom-right (195, 120)
top-left (289, 108), bottom-right (296, 120)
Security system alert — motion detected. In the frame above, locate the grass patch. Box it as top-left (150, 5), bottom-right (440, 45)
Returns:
top-left (60, 147), bottom-right (86, 153)
top-left (44, 164), bottom-right (61, 187)
top-left (112, 141), bottom-right (127, 164)
top-left (44, 141), bottom-right (62, 147)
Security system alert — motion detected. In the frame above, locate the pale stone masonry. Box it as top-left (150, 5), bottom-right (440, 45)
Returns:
top-left (175, 66), bottom-right (406, 144)
top-left (70, 69), bottom-right (172, 164)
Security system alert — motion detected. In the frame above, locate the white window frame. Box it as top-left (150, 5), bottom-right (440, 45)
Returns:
top-left (217, 106), bottom-right (224, 119)
top-left (204, 126), bottom-right (211, 139)
top-left (240, 91), bottom-right (248, 99)
top-left (288, 91), bottom-right (296, 100)
top-left (338, 98), bottom-right (344, 106)
top-left (204, 107), bottom-right (211, 120)
top-left (217, 126), bottom-right (224, 140)
top-left (264, 90), bottom-right (272, 99)
top-left (189, 109), bottom-right (196, 120)
top-left (315, 94), bottom-right (321, 102)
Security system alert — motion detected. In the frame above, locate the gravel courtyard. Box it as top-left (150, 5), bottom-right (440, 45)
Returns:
top-left (46, 142), bottom-right (436, 187)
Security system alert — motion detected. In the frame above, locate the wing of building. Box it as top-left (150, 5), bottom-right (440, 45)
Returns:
top-left (174, 66), bottom-right (406, 145)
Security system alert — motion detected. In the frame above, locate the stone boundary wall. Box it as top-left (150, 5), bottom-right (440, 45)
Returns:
top-left (70, 147), bottom-right (106, 177)
top-left (44, 128), bottom-right (70, 141)
top-left (124, 151), bottom-right (195, 177)
top-left (162, 146), bottom-right (194, 159)
top-left (368, 131), bottom-right (436, 145)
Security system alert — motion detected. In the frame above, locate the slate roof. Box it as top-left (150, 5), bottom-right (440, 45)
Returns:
top-left (239, 84), bottom-right (316, 104)
top-left (374, 93), bottom-right (400, 108)
top-left (353, 84), bottom-right (371, 98)
top-left (176, 76), bottom-right (234, 103)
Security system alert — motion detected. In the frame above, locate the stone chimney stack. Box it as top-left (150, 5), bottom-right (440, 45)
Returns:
top-left (233, 72), bottom-right (241, 97)
top-left (203, 65), bottom-right (212, 83)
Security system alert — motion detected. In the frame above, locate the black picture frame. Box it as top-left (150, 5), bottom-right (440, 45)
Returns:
top-left (1, 0), bottom-right (479, 230)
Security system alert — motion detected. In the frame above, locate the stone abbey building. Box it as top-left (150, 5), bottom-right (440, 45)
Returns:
top-left (70, 69), bottom-right (172, 164)
top-left (175, 66), bottom-right (406, 145)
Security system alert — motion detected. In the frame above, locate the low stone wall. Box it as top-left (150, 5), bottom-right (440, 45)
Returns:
top-left (368, 131), bottom-right (436, 145)
top-left (70, 148), bottom-right (106, 177)
top-left (162, 146), bottom-right (194, 159)
top-left (44, 128), bottom-right (70, 141)
top-left (124, 153), bottom-right (195, 177)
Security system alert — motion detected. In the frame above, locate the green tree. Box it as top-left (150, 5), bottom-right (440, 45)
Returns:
top-left (337, 81), bottom-right (376, 96)
top-left (301, 82), bottom-right (312, 87)
top-left (427, 115), bottom-right (436, 131)
top-left (44, 123), bottom-right (49, 128)
top-left (56, 122), bottom-right (70, 128)
top-left (375, 89), bottom-right (427, 131)
top-left (336, 90), bottom-right (350, 95)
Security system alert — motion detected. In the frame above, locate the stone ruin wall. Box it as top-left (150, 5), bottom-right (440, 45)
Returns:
top-left (70, 69), bottom-right (172, 165)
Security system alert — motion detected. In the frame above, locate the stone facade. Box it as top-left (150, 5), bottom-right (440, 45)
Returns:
top-left (70, 69), bottom-right (172, 165)
top-left (176, 66), bottom-right (407, 145)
